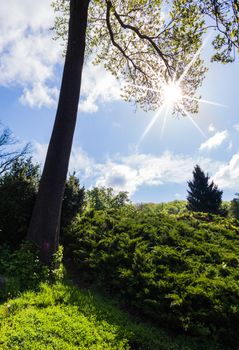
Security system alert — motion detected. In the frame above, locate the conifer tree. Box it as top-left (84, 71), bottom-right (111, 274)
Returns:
top-left (187, 165), bottom-right (222, 214)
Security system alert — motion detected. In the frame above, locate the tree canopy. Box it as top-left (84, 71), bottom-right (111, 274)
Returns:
top-left (53, 0), bottom-right (207, 114)
top-left (198, 0), bottom-right (239, 63)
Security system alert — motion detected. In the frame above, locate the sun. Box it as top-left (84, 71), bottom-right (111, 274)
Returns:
top-left (162, 82), bottom-right (182, 105)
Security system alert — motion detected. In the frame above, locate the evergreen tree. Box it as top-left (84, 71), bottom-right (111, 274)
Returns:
top-left (187, 165), bottom-right (223, 214)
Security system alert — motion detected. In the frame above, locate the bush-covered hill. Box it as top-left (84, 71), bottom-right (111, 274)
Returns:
top-left (65, 207), bottom-right (239, 348)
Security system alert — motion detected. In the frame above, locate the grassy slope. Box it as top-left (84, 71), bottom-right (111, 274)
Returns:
top-left (0, 282), bottom-right (220, 350)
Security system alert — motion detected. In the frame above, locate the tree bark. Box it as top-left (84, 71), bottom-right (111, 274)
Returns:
top-left (27, 0), bottom-right (90, 264)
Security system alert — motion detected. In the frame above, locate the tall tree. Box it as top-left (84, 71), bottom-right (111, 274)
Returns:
top-left (27, 0), bottom-right (207, 264)
top-left (187, 164), bottom-right (223, 214)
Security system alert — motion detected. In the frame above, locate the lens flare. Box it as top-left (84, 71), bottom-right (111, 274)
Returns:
top-left (163, 83), bottom-right (182, 104)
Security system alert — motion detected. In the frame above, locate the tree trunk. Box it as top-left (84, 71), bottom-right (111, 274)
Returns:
top-left (27, 0), bottom-right (90, 264)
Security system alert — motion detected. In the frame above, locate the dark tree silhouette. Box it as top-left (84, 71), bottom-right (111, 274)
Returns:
top-left (187, 165), bottom-right (223, 214)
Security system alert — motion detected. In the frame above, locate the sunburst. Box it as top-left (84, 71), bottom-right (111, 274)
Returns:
top-left (131, 34), bottom-right (227, 145)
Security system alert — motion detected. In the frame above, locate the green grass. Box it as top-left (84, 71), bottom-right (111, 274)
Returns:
top-left (0, 282), bottom-right (220, 350)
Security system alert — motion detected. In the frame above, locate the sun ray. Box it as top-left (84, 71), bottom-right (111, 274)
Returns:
top-left (125, 83), bottom-right (161, 94)
top-left (182, 95), bottom-right (227, 107)
top-left (138, 104), bottom-right (166, 145)
top-left (160, 104), bottom-right (170, 138)
top-left (131, 32), bottom-right (224, 144)
top-left (180, 104), bottom-right (206, 138)
top-left (176, 33), bottom-right (212, 86)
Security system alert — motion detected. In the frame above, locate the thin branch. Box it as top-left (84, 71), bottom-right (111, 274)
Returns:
top-left (106, 0), bottom-right (172, 75)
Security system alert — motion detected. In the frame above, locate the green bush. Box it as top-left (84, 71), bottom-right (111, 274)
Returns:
top-left (0, 242), bottom-right (49, 300)
top-left (61, 173), bottom-right (85, 230)
top-left (0, 158), bottom-right (39, 246)
top-left (67, 208), bottom-right (239, 348)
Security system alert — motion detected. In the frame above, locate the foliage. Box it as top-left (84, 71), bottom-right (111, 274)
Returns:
top-left (0, 282), bottom-right (220, 350)
top-left (137, 201), bottom-right (188, 215)
top-left (61, 173), bottom-right (85, 229)
top-left (0, 242), bottom-right (66, 301)
top-left (0, 158), bottom-right (40, 246)
top-left (53, 0), bottom-right (206, 114)
top-left (198, 0), bottom-right (239, 63)
top-left (230, 193), bottom-right (239, 219)
top-left (86, 187), bottom-right (130, 211)
top-left (67, 207), bottom-right (239, 348)
top-left (0, 242), bottom-right (49, 300)
top-left (0, 159), bottom-right (85, 246)
top-left (187, 165), bottom-right (223, 214)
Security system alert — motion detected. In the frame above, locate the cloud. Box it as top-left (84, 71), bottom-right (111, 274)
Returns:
top-left (20, 83), bottom-right (59, 108)
top-left (213, 153), bottom-right (239, 189)
top-left (78, 63), bottom-right (121, 113)
top-left (199, 130), bottom-right (229, 151)
top-left (0, 0), bottom-right (62, 108)
top-left (0, 1), bottom-right (121, 111)
top-left (234, 124), bottom-right (239, 132)
top-left (33, 142), bottom-right (239, 197)
top-left (62, 148), bottom-right (222, 195)
top-left (31, 141), bottom-right (48, 167)
top-left (208, 123), bottom-right (215, 133)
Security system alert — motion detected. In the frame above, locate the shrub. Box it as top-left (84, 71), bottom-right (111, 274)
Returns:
top-left (0, 158), bottom-right (39, 246)
top-left (0, 242), bottom-right (49, 299)
top-left (61, 173), bottom-right (85, 230)
top-left (0, 242), bottom-right (65, 300)
top-left (68, 208), bottom-right (239, 348)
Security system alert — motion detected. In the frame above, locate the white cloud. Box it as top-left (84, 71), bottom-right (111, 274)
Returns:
top-left (31, 141), bottom-right (48, 167)
top-left (33, 142), bottom-right (239, 196)
top-left (199, 130), bottom-right (229, 151)
top-left (234, 124), bottom-right (239, 131)
top-left (0, 1), bottom-right (121, 111)
top-left (79, 63), bottom-right (121, 113)
top-left (208, 123), bottom-right (215, 133)
top-left (0, 0), bottom-right (62, 108)
top-left (63, 148), bottom-right (222, 195)
top-left (213, 153), bottom-right (239, 189)
top-left (228, 141), bottom-right (233, 151)
top-left (20, 83), bottom-right (59, 108)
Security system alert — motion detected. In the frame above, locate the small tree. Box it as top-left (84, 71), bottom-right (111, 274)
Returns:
top-left (187, 165), bottom-right (223, 214)
top-left (61, 173), bottom-right (85, 229)
top-left (86, 187), bottom-right (130, 211)
top-left (230, 193), bottom-right (239, 219)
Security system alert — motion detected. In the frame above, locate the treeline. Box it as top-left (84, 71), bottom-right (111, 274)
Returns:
top-left (0, 156), bottom-right (238, 247)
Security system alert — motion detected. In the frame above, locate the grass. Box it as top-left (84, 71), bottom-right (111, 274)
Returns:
top-left (0, 282), bottom-right (221, 350)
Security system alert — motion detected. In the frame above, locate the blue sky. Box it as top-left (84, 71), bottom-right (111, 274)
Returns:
top-left (0, 0), bottom-right (239, 203)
